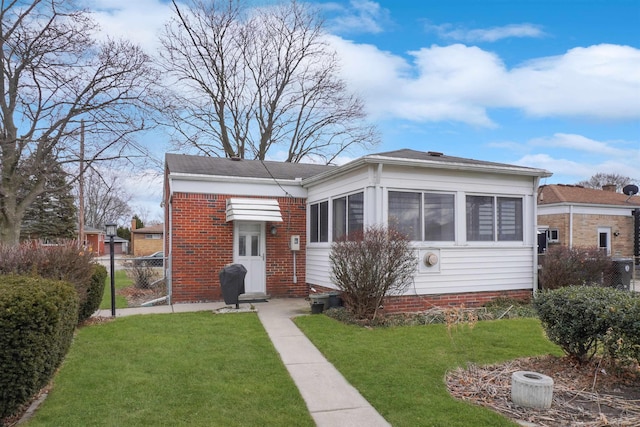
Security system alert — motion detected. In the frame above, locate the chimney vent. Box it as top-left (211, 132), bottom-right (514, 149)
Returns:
top-left (602, 184), bottom-right (617, 192)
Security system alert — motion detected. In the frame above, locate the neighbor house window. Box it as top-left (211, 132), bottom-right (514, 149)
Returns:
top-left (333, 192), bottom-right (364, 240)
top-left (145, 234), bottom-right (162, 239)
top-left (466, 195), bottom-right (523, 241)
top-left (388, 191), bottom-right (455, 241)
top-left (310, 201), bottom-right (329, 242)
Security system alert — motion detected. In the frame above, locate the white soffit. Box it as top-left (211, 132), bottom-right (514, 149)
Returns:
top-left (226, 198), bottom-right (283, 222)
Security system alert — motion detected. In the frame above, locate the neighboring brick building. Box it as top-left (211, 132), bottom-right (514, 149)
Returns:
top-left (131, 221), bottom-right (164, 256)
top-left (537, 184), bottom-right (640, 258)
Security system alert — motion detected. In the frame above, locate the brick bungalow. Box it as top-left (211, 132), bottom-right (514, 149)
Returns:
top-left (164, 150), bottom-right (552, 311)
top-left (131, 221), bottom-right (164, 256)
top-left (537, 184), bottom-right (640, 258)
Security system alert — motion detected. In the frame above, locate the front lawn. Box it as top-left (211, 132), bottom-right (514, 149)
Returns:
top-left (99, 269), bottom-right (130, 309)
top-left (295, 316), bottom-right (562, 427)
top-left (26, 312), bottom-right (313, 426)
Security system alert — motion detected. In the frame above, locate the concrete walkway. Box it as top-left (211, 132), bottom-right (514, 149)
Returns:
top-left (94, 299), bottom-right (391, 427)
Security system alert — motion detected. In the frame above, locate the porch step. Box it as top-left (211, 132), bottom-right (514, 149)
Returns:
top-left (239, 292), bottom-right (270, 303)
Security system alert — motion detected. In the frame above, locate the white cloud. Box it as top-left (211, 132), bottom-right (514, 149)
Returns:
top-left (509, 44), bottom-right (640, 119)
top-left (82, 0), bottom-right (173, 55)
top-left (529, 133), bottom-right (627, 157)
top-left (515, 152), bottom-right (639, 183)
top-left (327, 39), bottom-right (640, 125)
top-left (427, 23), bottom-right (545, 43)
top-left (323, 0), bottom-right (391, 34)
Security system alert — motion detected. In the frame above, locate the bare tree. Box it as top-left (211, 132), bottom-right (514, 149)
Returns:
top-left (159, 0), bottom-right (378, 163)
top-left (0, 0), bottom-right (162, 245)
top-left (76, 167), bottom-right (133, 230)
top-left (576, 173), bottom-right (637, 192)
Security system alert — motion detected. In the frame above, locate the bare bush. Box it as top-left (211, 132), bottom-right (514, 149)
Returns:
top-left (126, 264), bottom-right (162, 290)
top-left (330, 225), bottom-right (416, 320)
top-left (539, 245), bottom-right (613, 290)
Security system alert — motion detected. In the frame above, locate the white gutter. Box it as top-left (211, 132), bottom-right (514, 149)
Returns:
top-left (169, 172), bottom-right (303, 186)
top-left (302, 155), bottom-right (552, 187)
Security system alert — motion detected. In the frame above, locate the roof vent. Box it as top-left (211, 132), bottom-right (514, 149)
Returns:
top-left (230, 156), bottom-right (241, 161)
top-left (427, 151), bottom-right (444, 157)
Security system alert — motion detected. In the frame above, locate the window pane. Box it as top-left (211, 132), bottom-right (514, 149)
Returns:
top-left (388, 191), bottom-right (421, 240)
top-left (310, 204), bottom-right (319, 243)
top-left (348, 192), bottom-right (364, 235)
top-left (466, 196), bottom-right (494, 241)
top-left (497, 197), bottom-right (523, 241)
top-left (239, 235), bottom-right (246, 256)
top-left (251, 235), bottom-right (259, 256)
top-left (333, 197), bottom-right (346, 240)
top-left (319, 201), bottom-right (329, 242)
top-left (424, 193), bottom-right (455, 241)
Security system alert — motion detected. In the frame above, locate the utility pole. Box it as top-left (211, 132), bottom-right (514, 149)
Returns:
top-left (78, 121), bottom-right (85, 250)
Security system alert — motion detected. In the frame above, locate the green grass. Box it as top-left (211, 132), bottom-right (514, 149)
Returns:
top-left (99, 270), bottom-right (130, 309)
top-left (27, 312), bottom-right (313, 427)
top-left (295, 316), bottom-right (562, 427)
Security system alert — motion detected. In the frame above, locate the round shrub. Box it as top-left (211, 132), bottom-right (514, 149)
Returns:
top-left (533, 286), bottom-right (632, 362)
top-left (0, 275), bottom-right (79, 420)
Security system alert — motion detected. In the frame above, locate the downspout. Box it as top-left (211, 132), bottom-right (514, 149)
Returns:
top-left (533, 177), bottom-right (540, 294)
top-left (166, 186), bottom-right (173, 305)
top-left (376, 163), bottom-right (383, 225)
top-left (569, 205), bottom-right (574, 249)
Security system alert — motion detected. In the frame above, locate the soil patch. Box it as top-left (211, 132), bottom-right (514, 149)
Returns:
top-left (446, 355), bottom-right (640, 426)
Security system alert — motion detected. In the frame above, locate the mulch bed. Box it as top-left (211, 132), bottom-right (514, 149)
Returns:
top-left (446, 355), bottom-right (640, 426)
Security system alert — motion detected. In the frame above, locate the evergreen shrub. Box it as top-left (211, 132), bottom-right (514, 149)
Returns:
top-left (0, 242), bottom-right (96, 324)
top-left (534, 286), bottom-right (639, 363)
top-left (0, 275), bottom-right (78, 420)
top-left (78, 264), bottom-right (107, 323)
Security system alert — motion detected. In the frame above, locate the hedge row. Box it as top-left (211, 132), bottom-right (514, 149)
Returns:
top-left (0, 275), bottom-right (79, 420)
top-left (0, 243), bottom-right (106, 324)
top-left (534, 286), bottom-right (640, 364)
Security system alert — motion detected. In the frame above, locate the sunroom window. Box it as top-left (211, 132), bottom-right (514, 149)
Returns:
top-left (333, 192), bottom-right (364, 240)
top-left (466, 195), bottom-right (523, 242)
top-left (388, 191), bottom-right (455, 241)
top-left (310, 201), bottom-right (328, 242)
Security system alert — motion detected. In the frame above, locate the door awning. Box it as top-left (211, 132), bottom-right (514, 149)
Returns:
top-left (226, 198), bottom-right (283, 222)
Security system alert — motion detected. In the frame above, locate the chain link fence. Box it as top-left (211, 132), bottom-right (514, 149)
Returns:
top-left (97, 255), bottom-right (167, 307)
top-left (538, 249), bottom-right (638, 292)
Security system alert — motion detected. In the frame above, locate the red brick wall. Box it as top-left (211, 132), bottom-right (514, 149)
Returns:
top-left (381, 289), bottom-right (532, 313)
top-left (306, 285), bottom-right (531, 313)
top-left (169, 192), bottom-right (307, 303)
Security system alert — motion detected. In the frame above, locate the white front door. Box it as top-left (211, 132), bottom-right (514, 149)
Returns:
top-left (235, 222), bottom-right (266, 294)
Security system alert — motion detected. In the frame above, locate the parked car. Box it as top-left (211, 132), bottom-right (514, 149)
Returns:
top-left (133, 251), bottom-right (164, 267)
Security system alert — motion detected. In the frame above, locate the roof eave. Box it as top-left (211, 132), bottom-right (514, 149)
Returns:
top-left (539, 201), bottom-right (640, 209)
top-left (168, 172), bottom-right (303, 185)
top-left (302, 155), bottom-right (552, 186)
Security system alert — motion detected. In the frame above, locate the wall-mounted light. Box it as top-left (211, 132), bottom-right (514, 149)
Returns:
top-left (270, 225), bottom-right (277, 235)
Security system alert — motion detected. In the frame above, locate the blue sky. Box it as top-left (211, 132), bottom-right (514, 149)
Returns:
top-left (86, 0), bottom-right (640, 220)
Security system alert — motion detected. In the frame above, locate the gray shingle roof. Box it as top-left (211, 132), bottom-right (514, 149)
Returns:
top-left (371, 149), bottom-right (545, 171)
top-left (165, 153), bottom-right (334, 180)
